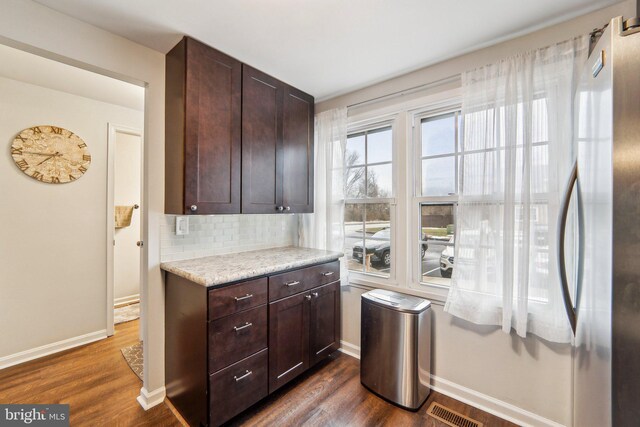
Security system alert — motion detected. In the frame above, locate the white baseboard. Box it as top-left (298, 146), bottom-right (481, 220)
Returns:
top-left (114, 294), bottom-right (140, 308)
top-left (430, 375), bottom-right (564, 427)
top-left (0, 330), bottom-right (107, 370)
top-left (337, 341), bottom-right (563, 427)
top-left (137, 386), bottom-right (166, 410)
top-left (339, 340), bottom-right (361, 359)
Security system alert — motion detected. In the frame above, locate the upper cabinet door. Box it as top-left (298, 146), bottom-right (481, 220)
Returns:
top-left (165, 37), bottom-right (242, 215)
top-left (184, 39), bottom-right (242, 214)
top-left (282, 86), bottom-right (314, 213)
top-left (242, 65), bottom-right (285, 214)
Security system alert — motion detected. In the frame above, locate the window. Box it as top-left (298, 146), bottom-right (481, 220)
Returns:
top-left (455, 98), bottom-right (552, 302)
top-left (344, 126), bottom-right (394, 278)
top-left (415, 111), bottom-right (460, 286)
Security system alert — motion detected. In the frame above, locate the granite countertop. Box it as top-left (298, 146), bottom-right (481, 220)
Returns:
top-left (160, 246), bottom-right (343, 287)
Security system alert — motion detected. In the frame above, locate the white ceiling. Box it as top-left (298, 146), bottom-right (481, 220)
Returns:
top-left (33, 0), bottom-right (618, 100)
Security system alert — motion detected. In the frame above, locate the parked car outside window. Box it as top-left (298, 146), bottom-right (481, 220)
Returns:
top-left (353, 228), bottom-right (427, 267)
top-left (439, 236), bottom-right (454, 278)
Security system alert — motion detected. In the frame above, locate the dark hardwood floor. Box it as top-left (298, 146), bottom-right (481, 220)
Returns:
top-left (0, 320), bottom-right (180, 427)
top-left (0, 320), bottom-right (515, 427)
top-left (231, 352), bottom-right (517, 427)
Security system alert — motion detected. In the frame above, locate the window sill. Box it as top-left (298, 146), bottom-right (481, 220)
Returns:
top-left (346, 274), bottom-right (449, 305)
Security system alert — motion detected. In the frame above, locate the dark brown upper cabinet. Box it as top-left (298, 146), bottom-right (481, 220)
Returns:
top-left (165, 37), bottom-right (242, 215)
top-left (242, 66), bottom-right (314, 214)
top-left (241, 65), bottom-right (284, 214)
top-left (166, 38), bottom-right (314, 215)
top-left (283, 86), bottom-right (314, 213)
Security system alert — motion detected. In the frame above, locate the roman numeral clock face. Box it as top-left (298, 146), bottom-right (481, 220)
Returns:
top-left (11, 126), bottom-right (91, 184)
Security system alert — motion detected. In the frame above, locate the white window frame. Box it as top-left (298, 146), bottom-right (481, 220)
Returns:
top-left (408, 99), bottom-right (461, 301)
top-left (342, 88), bottom-right (463, 303)
top-left (345, 114), bottom-right (399, 284)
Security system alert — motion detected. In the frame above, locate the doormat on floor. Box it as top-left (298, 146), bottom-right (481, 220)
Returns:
top-left (121, 342), bottom-right (143, 381)
top-left (115, 303), bottom-right (140, 324)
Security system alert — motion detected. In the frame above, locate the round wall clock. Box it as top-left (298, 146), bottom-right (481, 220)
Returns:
top-left (11, 125), bottom-right (91, 184)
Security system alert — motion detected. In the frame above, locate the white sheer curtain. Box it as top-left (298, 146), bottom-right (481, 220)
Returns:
top-left (444, 36), bottom-right (588, 343)
top-left (299, 108), bottom-right (348, 278)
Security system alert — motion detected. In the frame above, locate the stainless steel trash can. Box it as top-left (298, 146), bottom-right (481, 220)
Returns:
top-left (360, 289), bottom-right (431, 410)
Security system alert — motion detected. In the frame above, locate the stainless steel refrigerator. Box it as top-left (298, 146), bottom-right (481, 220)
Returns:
top-left (557, 15), bottom-right (640, 427)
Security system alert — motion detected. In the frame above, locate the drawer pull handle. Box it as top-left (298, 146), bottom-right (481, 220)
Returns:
top-left (321, 271), bottom-right (334, 277)
top-left (233, 322), bottom-right (253, 332)
top-left (285, 280), bottom-right (301, 287)
top-left (234, 294), bottom-right (254, 302)
top-left (234, 370), bottom-right (253, 382)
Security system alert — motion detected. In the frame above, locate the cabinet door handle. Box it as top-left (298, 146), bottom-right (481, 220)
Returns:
top-left (285, 206), bottom-right (291, 211)
top-left (285, 280), bottom-right (300, 287)
top-left (312, 292), bottom-right (319, 298)
top-left (190, 205), bottom-right (198, 212)
top-left (276, 206), bottom-right (284, 212)
top-left (234, 370), bottom-right (252, 382)
top-left (321, 271), bottom-right (334, 277)
top-left (233, 322), bottom-right (253, 332)
top-left (305, 295), bottom-right (312, 301)
top-left (234, 294), bottom-right (253, 302)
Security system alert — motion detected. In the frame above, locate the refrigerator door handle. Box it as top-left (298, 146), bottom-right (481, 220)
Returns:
top-left (557, 160), bottom-right (578, 334)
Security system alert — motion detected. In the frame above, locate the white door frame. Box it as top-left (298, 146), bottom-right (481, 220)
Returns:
top-left (107, 123), bottom-right (144, 336)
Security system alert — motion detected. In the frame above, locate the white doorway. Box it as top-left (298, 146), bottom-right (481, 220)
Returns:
top-left (107, 124), bottom-right (144, 336)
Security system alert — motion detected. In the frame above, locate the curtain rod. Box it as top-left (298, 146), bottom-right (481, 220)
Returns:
top-left (347, 74), bottom-right (461, 110)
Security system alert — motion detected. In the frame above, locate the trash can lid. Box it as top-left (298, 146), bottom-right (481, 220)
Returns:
top-left (362, 289), bottom-right (431, 313)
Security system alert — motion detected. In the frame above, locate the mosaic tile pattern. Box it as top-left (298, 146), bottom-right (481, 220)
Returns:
top-left (160, 214), bottom-right (299, 262)
top-left (121, 342), bottom-right (143, 381)
top-left (161, 246), bottom-right (343, 287)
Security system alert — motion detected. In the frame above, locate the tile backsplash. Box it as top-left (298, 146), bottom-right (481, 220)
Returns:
top-left (160, 214), bottom-right (299, 262)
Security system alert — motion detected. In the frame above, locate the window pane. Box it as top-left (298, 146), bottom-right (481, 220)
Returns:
top-left (367, 127), bottom-right (392, 164)
top-left (364, 204), bottom-right (391, 278)
top-left (422, 113), bottom-right (456, 157)
top-left (346, 203), bottom-right (391, 278)
top-left (346, 133), bottom-right (365, 166)
top-left (345, 166), bottom-right (365, 199)
top-left (531, 144), bottom-right (549, 193)
top-left (532, 98), bottom-right (549, 143)
top-left (345, 203), bottom-right (364, 273)
top-left (367, 163), bottom-right (392, 198)
top-left (420, 204), bottom-right (455, 283)
top-left (422, 156), bottom-right (455, 196)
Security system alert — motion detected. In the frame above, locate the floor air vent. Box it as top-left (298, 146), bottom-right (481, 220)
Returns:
top-left (426, 402), bottom-right (483, 427)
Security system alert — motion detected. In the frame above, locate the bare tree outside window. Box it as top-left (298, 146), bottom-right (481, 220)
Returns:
top-left (344, 126), bottom-right (393, 277)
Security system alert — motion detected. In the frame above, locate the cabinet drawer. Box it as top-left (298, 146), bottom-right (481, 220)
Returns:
top-left (268, 261), bottom-right (340, 302)
top-left (209, 348), bottom-right (268, 426)
top-left (209, 306), bottom-right (267, 373)
top-left (208, 277), bottom-right (267, 321)
top-left (308, 260), bottom-right (340, 285)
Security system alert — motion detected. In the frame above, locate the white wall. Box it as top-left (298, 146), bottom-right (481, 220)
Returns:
top-left (114, 132), bottom-right (143, 305)
top-left (160, 214), bottom-right (299, 262)
top-left (0, 76), bottom-right (143, 358)
top-left (341, 285), bottom-right (571, 426)
top-left (323, 2), bottom-right (635, 426)
top-left (0, 0), bottom-right (166, 408)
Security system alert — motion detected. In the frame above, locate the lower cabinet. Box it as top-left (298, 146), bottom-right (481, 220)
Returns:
top-left (269, 281), bottom-right (341, 392)
top-left (165, 260), bottom-right (341, 427)
top-left (309, 281), bottom-right (341, 366)
top-left (268, 291), bottom-right (310, 392)
top-left (209, 349), bottom-right (268, 423)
